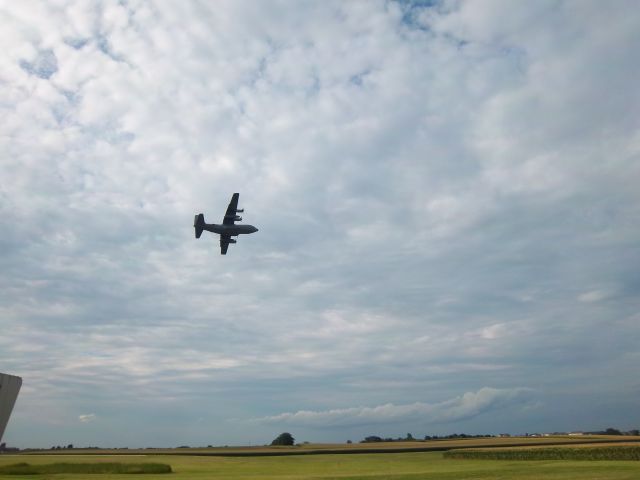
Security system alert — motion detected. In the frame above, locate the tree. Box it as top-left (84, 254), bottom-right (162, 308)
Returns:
top-left (605, 428), bottom-right (622, 435)
top-left (271, 432), bottom-right (295, 446)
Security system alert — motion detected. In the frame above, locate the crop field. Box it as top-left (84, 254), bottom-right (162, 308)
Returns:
top-left (16, 435), bottom-right (640, 457)
top-left (445, 445), bottom-right (640, 461)
top-left (0, 462), bottom-right (172, 475)
top-left (2, 444), bottom-right (640, 480)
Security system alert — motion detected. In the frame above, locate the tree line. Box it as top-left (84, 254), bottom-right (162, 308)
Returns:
top-left (360, 433), bottom-right (492, 443)
top-left (360, 427), bottom-right (640, 443)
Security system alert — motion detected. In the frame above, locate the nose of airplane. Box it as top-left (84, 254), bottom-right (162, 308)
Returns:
top-left (252, 226), bottom-right (259, 233)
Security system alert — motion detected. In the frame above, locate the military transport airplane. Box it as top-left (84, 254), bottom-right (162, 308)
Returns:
top-left (194, 193), bottom-right (258, 255)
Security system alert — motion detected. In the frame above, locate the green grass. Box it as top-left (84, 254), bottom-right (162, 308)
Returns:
top-left (3, 451), bottom-right (640, 479)
top-left (0, 461), bottom-right (171, 475)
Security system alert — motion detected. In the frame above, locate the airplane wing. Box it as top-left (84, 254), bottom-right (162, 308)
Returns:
top-left (220, 234), bottom-right (231, 255)
top-left (223, 193), bottom-right (240, 225)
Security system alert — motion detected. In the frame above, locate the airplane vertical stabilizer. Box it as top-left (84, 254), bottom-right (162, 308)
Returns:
top-left (0, 373), bottom-right (22, 443)
top-left (194, 213), bottom-right (205, 239)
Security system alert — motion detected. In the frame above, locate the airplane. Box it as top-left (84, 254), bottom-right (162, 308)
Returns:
top-left (194, 193), bottom-right (258, 255)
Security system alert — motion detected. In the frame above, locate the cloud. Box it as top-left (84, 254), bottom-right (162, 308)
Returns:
top-left (578, 289), bottom-right (612, 303)
top-left (78, 414), bottom-right (96, 423)
top-left (256, 387), bottom-right (535, 427)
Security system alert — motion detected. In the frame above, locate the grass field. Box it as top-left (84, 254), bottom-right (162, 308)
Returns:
top-left (2, 450), bottom-right (640, 479)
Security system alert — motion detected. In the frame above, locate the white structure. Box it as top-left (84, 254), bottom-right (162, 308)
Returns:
top-left (0, 373), bottom-right (22, 443)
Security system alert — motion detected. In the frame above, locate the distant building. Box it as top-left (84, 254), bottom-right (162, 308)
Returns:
top-left (568, 432), bottom-right (584, 436)
top-left (0, 373), bottom-right (22, 443)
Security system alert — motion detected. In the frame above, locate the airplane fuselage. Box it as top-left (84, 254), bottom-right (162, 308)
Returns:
top-left (203, 223), bottom-right (258, 236)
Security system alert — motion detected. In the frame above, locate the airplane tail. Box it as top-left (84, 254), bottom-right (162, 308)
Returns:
top-left (194, 213), bottom-right (205, 239)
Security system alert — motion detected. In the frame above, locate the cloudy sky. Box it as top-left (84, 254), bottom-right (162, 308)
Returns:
top-left (1, 0), bottom-right (639, 448)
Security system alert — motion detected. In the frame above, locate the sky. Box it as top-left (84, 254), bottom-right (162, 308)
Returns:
top-left (1, 0), bottom-right (639, 448)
